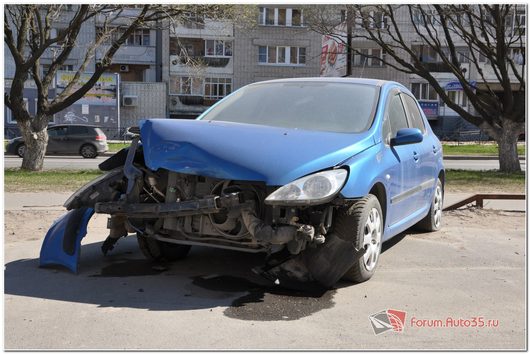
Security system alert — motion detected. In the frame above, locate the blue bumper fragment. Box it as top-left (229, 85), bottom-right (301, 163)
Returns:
top-left (39, 207), bottom-right (95, 273)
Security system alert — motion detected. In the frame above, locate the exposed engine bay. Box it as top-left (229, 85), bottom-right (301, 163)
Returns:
top-left (42, 138), bottom-right (363, 291)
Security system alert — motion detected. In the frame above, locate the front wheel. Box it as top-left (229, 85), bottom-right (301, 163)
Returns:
top-left (415, 178), bottom-right (443, 232)
top-left (137, 234), bottom-right (191, 262)
top-left (336, 194), bottom-right (383, 283)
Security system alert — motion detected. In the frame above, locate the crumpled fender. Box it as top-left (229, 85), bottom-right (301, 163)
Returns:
top-left (39, 207), bottom-right (95, 273)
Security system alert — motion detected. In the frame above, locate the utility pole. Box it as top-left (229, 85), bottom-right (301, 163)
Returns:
top-left (345, 7), bottom-right (353, 77)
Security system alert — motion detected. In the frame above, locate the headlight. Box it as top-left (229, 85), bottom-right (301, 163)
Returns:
top-left (265, 169), bottom-right (348, 206)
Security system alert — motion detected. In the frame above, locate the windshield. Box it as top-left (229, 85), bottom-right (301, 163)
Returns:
top-left (200, 81), bottom-right (379, 133)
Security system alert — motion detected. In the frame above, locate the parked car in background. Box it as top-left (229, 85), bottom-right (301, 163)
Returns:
top-left (6, 124), bottom-right (108, 158)
top-left (40, 78), bottom-right (444, 290)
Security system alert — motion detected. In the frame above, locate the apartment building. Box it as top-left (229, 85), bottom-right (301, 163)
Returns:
top-left (4, 6), bottom-right (167, 139)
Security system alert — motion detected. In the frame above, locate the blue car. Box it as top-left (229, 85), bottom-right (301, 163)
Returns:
top-left (40, 78), bottom-right (444, 290)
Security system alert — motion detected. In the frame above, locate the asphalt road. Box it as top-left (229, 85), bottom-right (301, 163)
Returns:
top-left (4, 155), bottom-right (526, 171)
top-left (4, 193), bottom-right (526, 350)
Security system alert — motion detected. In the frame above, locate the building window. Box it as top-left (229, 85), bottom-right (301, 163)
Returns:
top-left (258, 46), bottom-right (306, 65)
top-left (512, 9), bottom-right (525, 35)
top-left (360, 10), bottom-right (388, 29)
top-left (175, 76), bottom-right (202, 95)
top-left (205, 40), bottom-right (233, 57)
top-left (456, 48), bottom-right (470, 63)
top-left (412, 44), bottom-right (438, 63)
top-left (204, 78), bottom-right (232, 99)
top-left (510, 48), bottom-right (525, 65)
top-left (127, 29), bottom-right (150, 46)
top-left (181, 13), bottom-right (205, 29)
top-left (258, 7), bottom-right (304, 27)
top-left (447, 90), bottom-right (467, 107)
top-left (353, 48), bottom-right (385, 67)
top-left (411, 83), bottom-right (438, 100)
top-left (412, 9), bottom-right (438, 26)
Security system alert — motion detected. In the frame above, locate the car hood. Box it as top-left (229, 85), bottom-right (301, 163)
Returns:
top-left (140, 119), bottom-right (375, 186)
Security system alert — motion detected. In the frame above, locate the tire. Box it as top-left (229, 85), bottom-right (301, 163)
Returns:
top-left (415, 178), bottom-right (443, 232)
top-left (137, 234), bottom-right (191, 262)
top-left (80, 144), bottom-right (98, 158)
top-left (337, 194), bottom-right (384, 283)
top-left (16, 143), bottom-right (26, 158)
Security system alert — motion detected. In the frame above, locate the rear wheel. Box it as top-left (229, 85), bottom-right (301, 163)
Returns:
top-left (80, 144), bottom-right (98, 158)
top-left (16, 143), bottom-right (26, 158)
top-left (137, 234), bottom-right (191, 262)
top-left (336, 194), bottom-right (383, 283)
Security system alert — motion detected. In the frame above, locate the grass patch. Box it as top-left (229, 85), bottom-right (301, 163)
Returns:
top-left (443, 144), bottom-right (525, 156)
top-left (108, 142), bottom-right (130, 152)
top-left (445, 169), bottom-right (525, 193)
top-left (4, 168), bottom-right (104, 192)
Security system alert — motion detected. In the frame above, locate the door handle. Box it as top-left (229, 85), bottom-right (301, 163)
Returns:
top-left (413, 151), bottom-right (419, 162)
top-left (433, 145), bottom-right (438, 154)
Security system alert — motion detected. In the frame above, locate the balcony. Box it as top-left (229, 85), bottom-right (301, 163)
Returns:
top-left (171, 56), bottom-right (231, 68)
top-left (170, 55), bottom-right (233, 75)
top-left (96, 45), bottom-right (156, 65)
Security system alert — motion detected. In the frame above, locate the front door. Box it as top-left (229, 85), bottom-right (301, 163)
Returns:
top-left (46, 126), bottom-right (69, 153)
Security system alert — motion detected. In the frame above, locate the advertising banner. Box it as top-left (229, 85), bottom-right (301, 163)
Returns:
top-left (418, 101), bottom-right (439, 118)
top-left (320, 25), bottom-right (347, 77)
top-left (55, 71), bottom-right (119, 134)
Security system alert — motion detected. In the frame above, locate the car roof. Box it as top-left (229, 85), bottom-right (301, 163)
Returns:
top-left (249, 77), bottom-right (405, 89)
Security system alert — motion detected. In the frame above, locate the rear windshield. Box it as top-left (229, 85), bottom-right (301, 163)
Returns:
top-left (200, 82), bottom-right (379, 133)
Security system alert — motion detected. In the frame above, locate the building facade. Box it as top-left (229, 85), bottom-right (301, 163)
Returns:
top-left (5, 5), bottom-right (524, 140)
top-left (4, 6), bottom-right (167, 139)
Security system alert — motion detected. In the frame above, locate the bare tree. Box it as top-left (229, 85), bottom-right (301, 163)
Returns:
top-left (4, 4), bottom-right (232, 171)
top-left (306, 4), bottom-right (525, 172)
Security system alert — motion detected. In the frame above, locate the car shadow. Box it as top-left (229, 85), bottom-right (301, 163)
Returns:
top-left (5, 237), bottom-right (336, 320)
top-left (381, 232), bottom-right (408, 254)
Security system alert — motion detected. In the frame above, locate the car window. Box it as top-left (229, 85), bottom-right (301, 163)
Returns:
top-left (68, 126), bottom-right (89, 135)
top-left (48, 127), bottom-right (67, 137)
top-left (387, 94), bottom-right (409, 139)
top-left (201, 82), bottom-right (379, 134)
top-left (401, 94), bottom-right (426, 134)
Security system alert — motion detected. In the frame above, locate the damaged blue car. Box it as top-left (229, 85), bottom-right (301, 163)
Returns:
top-left (40, 78), bottom-right (444, 289)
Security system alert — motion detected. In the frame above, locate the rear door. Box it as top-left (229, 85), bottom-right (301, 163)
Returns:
top-left (66, 126), bottom-right (90, 153)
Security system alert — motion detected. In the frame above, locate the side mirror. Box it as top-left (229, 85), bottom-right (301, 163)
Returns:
top-left (390, 128), bottom-right (423, 146)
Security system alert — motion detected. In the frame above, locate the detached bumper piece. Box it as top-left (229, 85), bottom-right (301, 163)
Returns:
top-left (39, 207), bottom-right (95, 273)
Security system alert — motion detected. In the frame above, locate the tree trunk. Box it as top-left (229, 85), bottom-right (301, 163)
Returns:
top-left (19, 118), bottom-right (49, 171)
top-left (497, 120), bottom-right (523, 173)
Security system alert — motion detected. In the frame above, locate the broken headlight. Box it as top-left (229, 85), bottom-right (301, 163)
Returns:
top-left (265, 169), bottom-right (348, 206)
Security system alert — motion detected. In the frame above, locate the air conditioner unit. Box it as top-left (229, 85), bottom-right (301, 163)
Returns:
top-left (122, 95), bottom-right (138, 107)
top-left (120, 64), bottom-right (130, 72)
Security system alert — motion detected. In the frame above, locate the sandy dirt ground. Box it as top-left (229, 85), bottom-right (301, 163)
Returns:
top-left (4, 202), bottom-right (525, 350)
